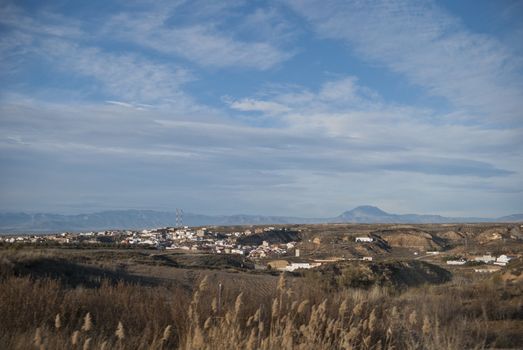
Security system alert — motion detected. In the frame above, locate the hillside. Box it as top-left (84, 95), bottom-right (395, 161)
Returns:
top-left (237, 229), bottom-right (301, 246)
top-left (301, 260), bottom-right (452, 290)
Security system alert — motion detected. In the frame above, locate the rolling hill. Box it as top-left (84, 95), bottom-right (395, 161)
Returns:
top-left (0, 206), bottom-right (521, 233)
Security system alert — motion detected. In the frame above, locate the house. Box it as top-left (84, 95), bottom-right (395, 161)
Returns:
top-left (313, 257), bottom-right (345, 263)
top-left (196, 229), bottom-right (206, 237)
top-left (284, 262), bottom-right (321, 272)
top-left (267, 260), bottom-right (289, 270)
top-left (355, 237), bottom-right (374, 243)
top-left (474, 267), bottom-right (500, 273)
top-left (494, 255), bottom-right (513, 266)
top-left (284, 263), bottom-right (310, 272)
top-left (446, 259), bottom-right (467, 265)
top-left (474, 255), bottom-right (496, 264)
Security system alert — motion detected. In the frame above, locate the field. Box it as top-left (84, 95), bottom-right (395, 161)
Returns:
top-left (0, 223), bottom-right (522, 349)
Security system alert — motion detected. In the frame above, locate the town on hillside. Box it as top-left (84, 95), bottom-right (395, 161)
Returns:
top-left (2, 222), bottom-right (521, 273)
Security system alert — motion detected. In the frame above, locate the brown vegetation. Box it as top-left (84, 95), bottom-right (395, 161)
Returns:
top-left (0, 249), bottom-right (522, 349)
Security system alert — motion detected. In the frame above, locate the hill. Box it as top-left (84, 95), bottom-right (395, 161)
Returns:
top-left (302, 260), bottom-right (452, 290)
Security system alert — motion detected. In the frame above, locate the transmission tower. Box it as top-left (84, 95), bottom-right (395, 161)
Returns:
top-left (176, 208), bottom-right (184, 228)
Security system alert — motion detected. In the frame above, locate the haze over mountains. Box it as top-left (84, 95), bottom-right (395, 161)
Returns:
top-left (1, 206), bottom-right (522, 233)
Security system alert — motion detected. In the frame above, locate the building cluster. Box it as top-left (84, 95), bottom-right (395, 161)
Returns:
top-left (0, 226), bottom-right (298, 260)
top-left (248, 241), bottom-right (294, 258)
top-left (446, 254), bottom-right (515, 268)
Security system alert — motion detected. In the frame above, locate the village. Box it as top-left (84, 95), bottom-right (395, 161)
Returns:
top-left (0, 226), bottom-right (281, 254)
top-left (1, 223), bottom-right (520, 274)
top-left (0, 225), bottom-right (378, 272)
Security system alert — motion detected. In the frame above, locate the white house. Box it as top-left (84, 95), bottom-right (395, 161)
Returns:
top-left (494, 255), bottom-right (513, 266)
top-left (474, 255), bottom-right (496, 264)
top-left (355, 237), bottom-right (374, 243)
top-left (284, 263), bottom-right (311, 272)
top-left (474, 267), bottom-right (500, 273)
top-left (446, 259), bottom-right (467, 265)
top-left (283, 262), bottom-right (321, 272)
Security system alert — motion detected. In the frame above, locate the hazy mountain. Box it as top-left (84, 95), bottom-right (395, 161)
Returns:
top-left (332, 206), bottom-right (491, 224)
top-left (336, 205), bottom-right (397, 223)
top-left (496, 214), bottom-right (523, 222)
top-left (0, 206), bottom-right (521, 233)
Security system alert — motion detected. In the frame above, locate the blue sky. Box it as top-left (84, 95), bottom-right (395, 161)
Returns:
top-left (1, 0), bottom-right (522, 217)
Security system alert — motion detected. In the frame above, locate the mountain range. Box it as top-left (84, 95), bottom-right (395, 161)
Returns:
top-left (1, 205), bottom-right (522, 233)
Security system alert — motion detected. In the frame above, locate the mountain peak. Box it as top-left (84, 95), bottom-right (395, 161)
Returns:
top-left (342, 205), bottom-right (389, 216)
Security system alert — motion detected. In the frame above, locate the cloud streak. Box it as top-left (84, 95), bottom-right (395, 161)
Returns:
top-left (285, 0), bottom-right (523, 123)
top-left (104, 3), bottom-right (294, 70)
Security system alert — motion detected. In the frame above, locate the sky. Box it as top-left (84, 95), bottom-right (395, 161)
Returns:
top-left (0, 0), bottom-right (522, 218)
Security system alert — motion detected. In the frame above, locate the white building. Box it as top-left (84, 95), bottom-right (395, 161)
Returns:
top-left (474, 267), bottom-right (500, 273)
top-left (446, 259), bottom-right (467, 265)
top-left (474, 255), bottom-right (496, 264)
top-left (283, 262), bottom-right (321, 272)
top-left (355, 237), bottom-right (374, 243)
top-left (494, 255), bottom-right (513, 266)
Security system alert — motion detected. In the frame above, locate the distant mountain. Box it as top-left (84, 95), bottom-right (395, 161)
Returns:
top-left (496, 214), bottom-right (523, 222)
top-left (0, 206), bottom-right (521, 233)
top-left (336, 205), bottom-right (396, 223)
top-left (332, 205), bottom-right (490, 224)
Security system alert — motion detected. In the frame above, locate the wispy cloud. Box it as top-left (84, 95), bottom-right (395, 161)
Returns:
top-left (104, 4), bottom-right (294, 70)
top-left (285, 0), bottom-right (523, 123)
top-left (227, 98), bottom-right (291, 114)
top-left (40, 40), bottom-right (194, 104)
top-left (225, 75), bottom-right (522, 179)
top-left (0, 3), bottom-right (194, 106)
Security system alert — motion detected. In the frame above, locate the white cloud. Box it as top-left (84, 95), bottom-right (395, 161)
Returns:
top-left (1, 85), bottom-right (522, 216)
top-left (38, 39), bottom-right (195, 105)
top-left (0, 3), bottom-right (197, 106)
top-left (0, 3), bottom-right (84, 39)
top-left (225, 76), bottom-right (523, 180)
top-left (285, 0), bottom-right (523, 123)
top-left (227, 98), bottom-right (291, 114)
top-left (105, 9), bottom-right (294, 70)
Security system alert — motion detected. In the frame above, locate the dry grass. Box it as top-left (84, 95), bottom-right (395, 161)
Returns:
top-left (0, 250), bottom-right (522, 349)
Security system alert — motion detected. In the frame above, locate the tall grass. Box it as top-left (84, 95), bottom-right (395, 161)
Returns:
top-left (1, 272), bottom-right (521, 349)
top-left (0, 250), bottom-right (521, 349)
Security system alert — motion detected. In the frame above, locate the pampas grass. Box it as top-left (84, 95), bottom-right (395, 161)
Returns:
top-left (115, 321), bottom-right (125, 341)
top-left (0, 266), bottom-right (515, 349)
top-left (81, 312), bottom-right (92, 332)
